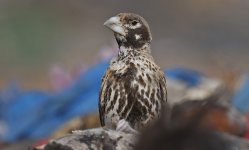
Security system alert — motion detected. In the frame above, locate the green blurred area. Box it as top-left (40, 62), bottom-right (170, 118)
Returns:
top-left (0, 7), bottom-right (57, 66)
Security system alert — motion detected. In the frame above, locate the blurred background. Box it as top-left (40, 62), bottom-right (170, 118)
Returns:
top-left (0, 0), bottom-right (249, 149)
top-left (1, 0), bottom-right (249, 89)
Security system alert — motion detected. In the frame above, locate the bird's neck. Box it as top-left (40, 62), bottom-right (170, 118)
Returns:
top-left (117, 43), bottom-right (151, 60)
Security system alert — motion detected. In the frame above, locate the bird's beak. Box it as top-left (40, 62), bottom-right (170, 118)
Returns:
top-left (104, 16), bottom-right (126, 36)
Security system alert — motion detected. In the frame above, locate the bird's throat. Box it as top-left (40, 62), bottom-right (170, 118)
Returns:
top-left (117, 44), bottom-right (151, 60)
top-left (117, 46), bottom-right (131, 59)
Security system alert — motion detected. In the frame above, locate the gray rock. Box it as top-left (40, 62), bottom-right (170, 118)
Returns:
top-left (42, 128), bottom-right (136, 150)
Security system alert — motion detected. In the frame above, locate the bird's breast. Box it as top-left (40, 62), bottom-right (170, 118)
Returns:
top-left (110, 55), bottom-right (158, 74)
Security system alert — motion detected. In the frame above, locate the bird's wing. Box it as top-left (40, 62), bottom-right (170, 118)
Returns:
top-left (99, 68), bottom-right (111, 126)
top-left (99, 62), bottom-right (140, 127)
top-left (158, 70), bottom-right (167, 103)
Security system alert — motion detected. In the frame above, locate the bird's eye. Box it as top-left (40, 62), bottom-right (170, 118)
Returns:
top-left (131, 21), bottom-right (138, 26)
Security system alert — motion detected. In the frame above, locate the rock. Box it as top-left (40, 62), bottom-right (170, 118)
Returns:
top-left (41, 128), bottom-right (136, 150)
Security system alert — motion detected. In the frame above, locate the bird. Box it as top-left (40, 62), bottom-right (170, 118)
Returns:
top-left (99, 13), bottom-right (167, 133)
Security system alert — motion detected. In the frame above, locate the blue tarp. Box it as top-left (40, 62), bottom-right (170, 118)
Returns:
top-left (0, 61), bottom-right (108, 142)
top-left (232, 74), bottom-right (249, 113)
top-left (166, 68), bottom-right (202, 87)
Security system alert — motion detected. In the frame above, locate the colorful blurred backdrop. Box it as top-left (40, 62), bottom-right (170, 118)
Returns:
top-left (0, 0), bottom-right (249, 149)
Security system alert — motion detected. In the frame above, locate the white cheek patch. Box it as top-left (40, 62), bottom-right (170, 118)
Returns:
top-left (135, 34), bottom-right (142, 40)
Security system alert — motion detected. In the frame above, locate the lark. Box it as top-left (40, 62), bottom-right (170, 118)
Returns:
top-left (99, 13), bottom-right (167, 133)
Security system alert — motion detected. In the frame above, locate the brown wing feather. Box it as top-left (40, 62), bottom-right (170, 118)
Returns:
top-left (99, 69), bottom-right (111, 126)
top-left (158, 71), bottom-right (167, 103)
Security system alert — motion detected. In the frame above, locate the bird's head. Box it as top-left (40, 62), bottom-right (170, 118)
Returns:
top-left (104, 13), bottom-right (152, 49)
